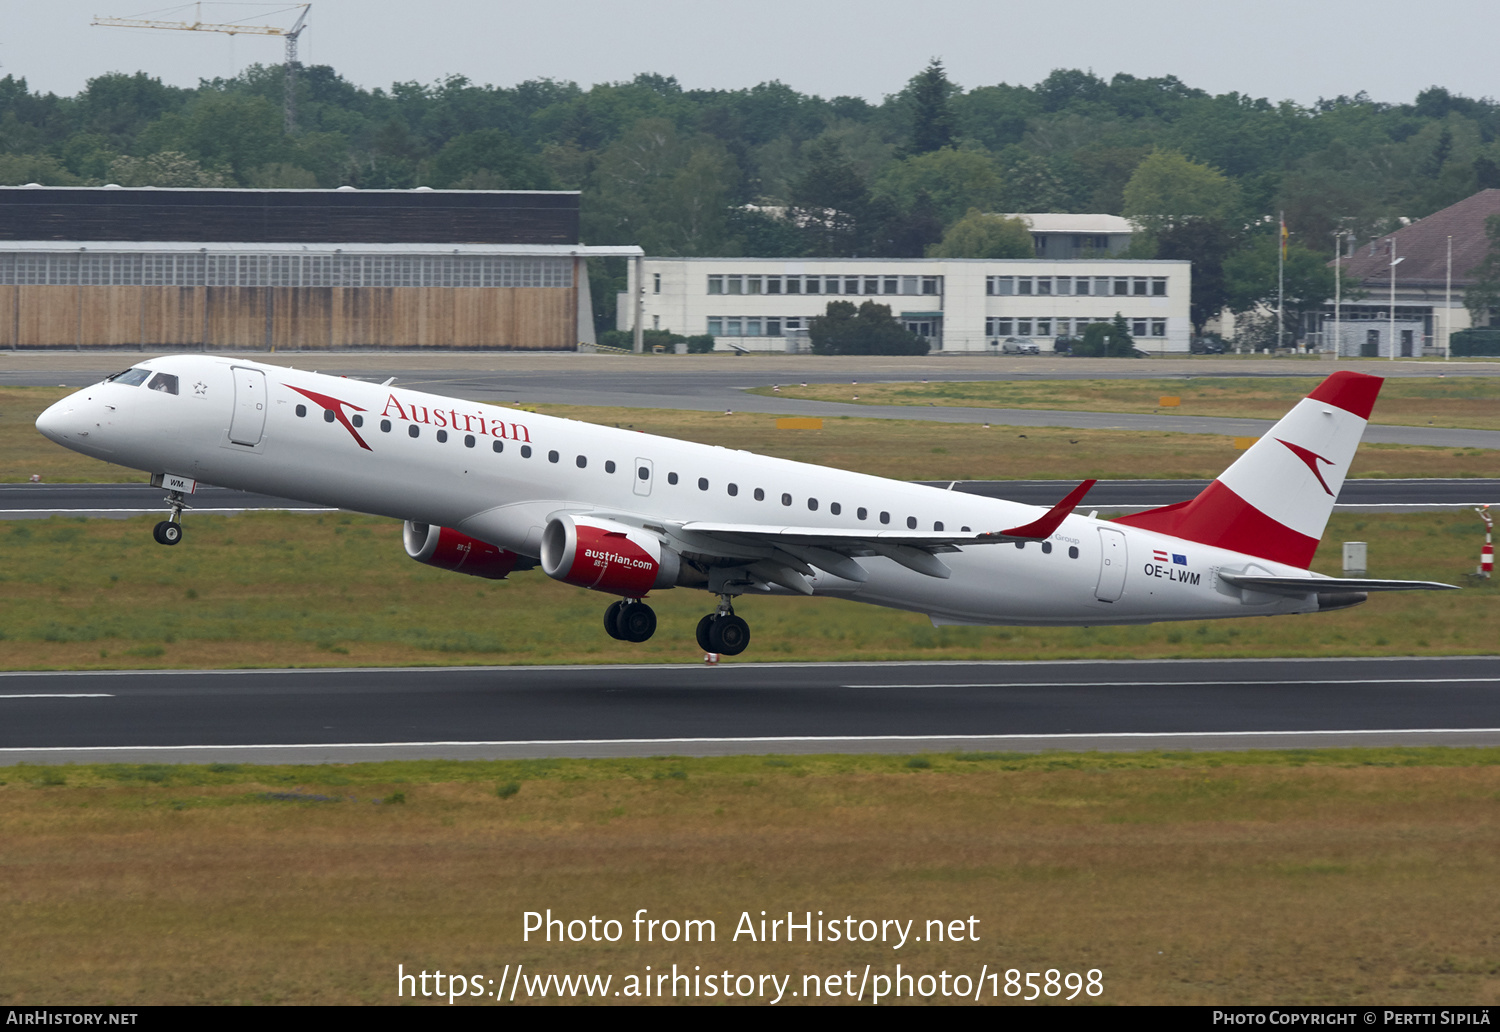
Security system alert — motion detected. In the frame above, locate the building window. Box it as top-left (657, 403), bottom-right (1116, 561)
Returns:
top-left (901, 276), bottom-right (919, 294)
top-left (707, 275), bottom-right (723, 295)
top-left (1133, 277), bottom-right (1148, 296)
top-left (1113, 278), bottom-right (1130, 296)
top-left (822, 276), bottom-right (838, 294)
top-left (1035, 319), bottom-right (1051, 336)
top-left (804, 277), bottom-right (820, 295)
top-left (1152, 277), bottom-right (1167, 296)
top-left (785, 277), bottom-right (801, 294)
top-left (726, 318), bottom-right (742, 335)
top-left (653, 272), bottom-right (661, 294)
top-left (726, 276), bottom-right (743, 295)
top-left (1032, 235), bottom-right (1047, 254)
top-left (766, 318), bottom-right (781, 336)
top-left (845, 277), bottom-right (860, 294)
top-left (987, 317), bottom-right (1013, 337)
top-left (1073, 277), bottom-right (1090, 296)
top-left (1017, 319), bottom-right (1032, 335)
top-left (1017, 277), bottom-right (1033, 296)
top-left (766, 276), bottom-right (782, 294)
top-left (883, 276), bottom-right (898, 294)
top-left (864, 277), bottom-right (880, 295)
top-left (745, 317), bottom-right (762, 336)
top-left (1097, 277), bottom-right (1112, 296)
top-left (989, 276), bottom-right (1014, 296)
top-left (922, 276), bottom-right (940, 295)
top-left (1151, 319), bottom-right (1167, 337)
top-left (707, 317), bottom-right (722, 335)
top-left (1055, 277), bottom-right (1072, 295)
top-left (1036, 277), bottom-right (1052, 296)
top-left (1132, 319), bottom-right (1149, 337)
top-left (746, 276), bottom-right (762, 295)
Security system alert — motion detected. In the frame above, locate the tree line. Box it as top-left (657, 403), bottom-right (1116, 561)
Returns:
top-left (4, 61), bottom-right (1497, 338)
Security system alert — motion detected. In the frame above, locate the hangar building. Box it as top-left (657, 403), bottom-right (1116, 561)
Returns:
top-left (0, 186), bottom-right (638, 350)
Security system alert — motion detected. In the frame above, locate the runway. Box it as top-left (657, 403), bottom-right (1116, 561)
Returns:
top-left (3, 479), bottom-right (1493, 519)
top-left (2, 656), bottom-right (1497, 763)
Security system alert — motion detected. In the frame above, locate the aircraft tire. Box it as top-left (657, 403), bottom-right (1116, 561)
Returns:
top-left (709, 614), bottom-right (750, 655)
top-left (618, 602), bottom-right (657, 643)
top-left (695, 614), bottom-right (716, 652)
top-left (603, 600), bottom-right (626, 640)
top-left (153, 521), bottom-right (182, 546)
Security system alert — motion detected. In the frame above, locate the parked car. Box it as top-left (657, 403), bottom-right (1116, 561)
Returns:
top-left (1000, 336), bottom-right (1041, 355)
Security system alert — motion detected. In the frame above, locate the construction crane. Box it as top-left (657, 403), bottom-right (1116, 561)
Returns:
top-left (93, 4), bottom-right (311, 133)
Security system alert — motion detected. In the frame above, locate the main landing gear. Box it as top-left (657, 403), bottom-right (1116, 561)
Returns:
top-left (696, 595), bottom-right (750, 656)
top-left (604, 599), bottom-right (657, 643)
top-left (152, 489), bottom-right (189, 546)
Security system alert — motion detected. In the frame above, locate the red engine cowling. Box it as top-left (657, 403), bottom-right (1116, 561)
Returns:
top-left (403, 522), bottom-right (521, 580)
top-left (539, 515), bottom-right (679, 596)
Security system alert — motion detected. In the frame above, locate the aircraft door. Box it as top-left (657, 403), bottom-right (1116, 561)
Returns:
top-left (1095, 527), bottom-right (1127, 602)
top-left (228, 367), bottom-right (268, 446)
top-left (633, 457), bottom-right (653, 496)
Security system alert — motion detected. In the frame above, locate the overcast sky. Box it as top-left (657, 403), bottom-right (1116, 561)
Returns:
top-left (6, 0), bottom-right (1494, 108)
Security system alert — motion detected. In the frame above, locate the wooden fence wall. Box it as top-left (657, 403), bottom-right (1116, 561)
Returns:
top-left (0, 285), bottom-right (578, 350)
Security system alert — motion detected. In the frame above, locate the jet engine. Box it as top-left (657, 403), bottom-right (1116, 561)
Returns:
top-left (403, 521), bottom-right (522, 580)
top-left (539, 514), bottom-right (680, 596)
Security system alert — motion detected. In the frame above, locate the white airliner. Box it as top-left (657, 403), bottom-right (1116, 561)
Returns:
top-left (35, 360), bottom-right (1453, 655)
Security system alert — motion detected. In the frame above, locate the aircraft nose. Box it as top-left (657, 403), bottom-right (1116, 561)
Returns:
top-left (35, 398), bottom-right (74, 444)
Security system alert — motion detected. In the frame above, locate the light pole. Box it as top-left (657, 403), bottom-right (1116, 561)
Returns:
top-left (1333, 230), bottom-right (1343, 361)
top-left (1389, 250), bottom-right (1405, 361)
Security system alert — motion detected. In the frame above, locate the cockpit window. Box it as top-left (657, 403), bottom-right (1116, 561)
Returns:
top-left (108, 368), bottom-right (152, 387)
top-left (146, 372), bottom-right (179, 395)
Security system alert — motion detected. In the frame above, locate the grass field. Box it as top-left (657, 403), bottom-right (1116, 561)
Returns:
top-left (750, 376), bottom-right (1500, 432)
top-left (6, 386), bottom-right (1495, 483)
top-left (0, 510), bottom-right (1491, 670)
top-left (2, 749), bottom-right (1497, 1005)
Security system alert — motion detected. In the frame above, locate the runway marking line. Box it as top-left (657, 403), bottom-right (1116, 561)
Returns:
top-left (5, 728), bottom-right (1500, 753)
top-left (844, 677), bottom-right (1500, 689)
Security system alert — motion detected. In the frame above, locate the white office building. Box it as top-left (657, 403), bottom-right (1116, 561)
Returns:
top-left (620, 257), bottom-right (1192, 353)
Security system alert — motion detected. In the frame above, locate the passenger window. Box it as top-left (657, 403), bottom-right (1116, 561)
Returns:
top-left (668, 472), bottom-right (679, 485)
top-left (465, 435), bottom-right (476, 448)
top-left (698, 477), bottom-right (709, 491)
top-left (606, 461), bottom-right (616, 473)
top-left (754, 488), bottom-right (765, 501)
top-left (1042, 541), bottom-right (1053, 554)
top-left (879, 511), bottom-right (890, 524)
top-left (521, 445), bottom-right (532, 458)
top-left (437, 429), bottom-right (448, 443)
top-left (830, 502), bottom-right (841, 515)
top-left (857, 507), bottom-right (867, 521)
top-left (781, 493), bottom-right (792, 506)
top-left (146, 373), bottom-right (179, 394)
top-left (295, 405), bottom-right (307, 418)
top-left (352, 415), bottom-right (363, 428)
top-left (324, 410), bottom-right (335, 423)
top-left (492, 440), bottom-right (504, 453)
top-left (1015, 541), bottom-right (1026, 549)
top-left (934, 521), bottom-right (943, 531)
top-left (1068, 546), bottom-right (1079, 559)
top-left (408, 425), bottom-right (420, 438)
top-left (637, 465), bottom-right (649, 480)
top-left (728, 483), bottom-right (738, 496)
top-left (808, 498), bottom-right (819, 511)
top-left (381, 419), bottom-right (391, 432)
top-left (906, 516), bottom-right (917, 529)
top-left (548, 450), bottom-right (559, 463)
top-left (576, 455), bottom-right (586, 468)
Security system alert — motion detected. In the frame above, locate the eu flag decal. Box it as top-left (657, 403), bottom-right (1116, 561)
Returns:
top-left (1172, 554), bottom-right (1187, 565)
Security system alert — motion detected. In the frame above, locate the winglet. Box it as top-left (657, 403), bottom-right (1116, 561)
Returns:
top-left (994, 479), bottom-right (1097, 540)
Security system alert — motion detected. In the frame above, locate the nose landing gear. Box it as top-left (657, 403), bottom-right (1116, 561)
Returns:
top-left (152, 488), bottom-right (190, 546)
top-left (696, 595), bottom-right (750, 656)
top-left (603, 599), bottom-right (657, 643)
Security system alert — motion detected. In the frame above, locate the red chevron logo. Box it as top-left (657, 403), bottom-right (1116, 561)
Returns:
top-left (285, 384), bottom-right (372, 451)
top-left (1275, 437), bottom-right (1335, 496)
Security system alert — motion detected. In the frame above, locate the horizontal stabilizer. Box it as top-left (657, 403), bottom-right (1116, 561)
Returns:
top-left (1217, 572), bottom-right (1459, 596)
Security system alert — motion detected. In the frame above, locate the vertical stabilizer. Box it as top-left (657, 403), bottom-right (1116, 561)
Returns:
top-left (1113, 371), bottom-right (1382, 568)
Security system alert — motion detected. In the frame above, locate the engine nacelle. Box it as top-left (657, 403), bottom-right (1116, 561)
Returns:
top-left (539, 514), bottom-right (679, 596)
top-left (403, 521), bottom-right (521, 580)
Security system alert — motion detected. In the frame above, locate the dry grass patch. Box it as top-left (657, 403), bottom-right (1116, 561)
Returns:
top-left (1, 750), bottom-right (1497, 1005)
top-left (751, 377), bottom-right (1500, 432)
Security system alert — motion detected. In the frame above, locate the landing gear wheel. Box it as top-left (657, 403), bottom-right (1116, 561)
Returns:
top-left (708, 614), bottom-right (750, 655)
top-left (617, 601), bottom-right (657, 643)
top-left (603, 600), bottom-right (626, 640)
top-left (153, 520), bottom-right (182, 546)
top-left (695, 613), bottom-right (716, 653)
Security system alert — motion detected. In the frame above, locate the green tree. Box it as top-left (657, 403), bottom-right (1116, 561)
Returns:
top-left (874, 147), bottom-right (1004, 226)
top-left (788, 137), bottom-right (874, 255)
top-left (106, 151), bottom-right (233, 187)
top-left (1463, 213), bottom-right (1500, 327)
top-left (0, 153), bottom-right (81, 186)
top-left (1071, 314), bottom-right (1137, 356)
top-left (428, 128), bottom-right (552, 189)
top-left (1122, 150), bottom-right (1239, 233)
top-left (1223, 236), bottom-right (1337, 345)
top-left (809, 300), bottom-right (929, 355)
top-left (907, 59), bottom-right (955, 155)
top-left (926, 209), bottom-right (1033, 258)
top-left (586, 119), bottom-right (736, 255)
top-left (1151, 218), bottom-right (1235, 335)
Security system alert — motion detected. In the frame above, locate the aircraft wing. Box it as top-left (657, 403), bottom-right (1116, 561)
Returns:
top-left (623, 480), bottom-right (1097, 592)
top-left (1217, 572), bottom-right (1460, 595)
